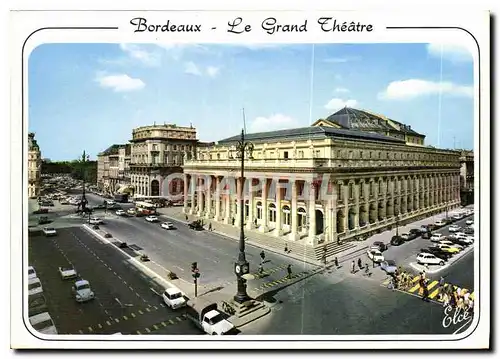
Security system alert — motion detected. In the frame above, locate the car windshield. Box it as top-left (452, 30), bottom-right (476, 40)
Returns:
top-left (386, 260), bottom-right (396, 266)
top-left (32, 319), bottom-right (54, 331)
top-left (169, 292), bottom-right (182, 299)
top-left (45, 228), bottom-right (54, 231)
top-left (77, 284), bottom-right (90, 290)
top-left (29, 282), bottom-right (41, 290)
top-left (28, 269), bottom-right (35, 275)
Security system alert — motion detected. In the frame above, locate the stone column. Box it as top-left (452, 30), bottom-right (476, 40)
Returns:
top-left (183, 174), bottom-right (189, 214)
top-left (235, 177), bottom-right (243, 227)
top-left (289, 180), bottom-right (299, 241)
top-left (343, 183), bottom-right (349, 231)
top-left (274, 183), bottom-right (283, 236)
top-left (324, 199), bottom-right (331, 242)
top-left (214, 176), bottom-right (221, 221)
top-left (331, 185), bottom-right (338, 243)
top-left (205, 175), bottom-right (212, 219)
top-left (189, 175), bottom-right (196, 215)
top-left (246, 178), bottom-right (254, 230)
top-left (307, 181), bottom-right (317, 245)
top-left (197, 177), bottom-right (204, 216)
top-left (224, 191), bottom-right (230, 224)
top-left (259, 178), bottom-right (269, 233)
top-left (354, 182), bottom-right (360, 228)
top-left (415, 177), bottom-right (420, 210)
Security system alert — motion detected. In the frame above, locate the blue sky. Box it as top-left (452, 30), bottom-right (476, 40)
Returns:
top-left (28, 42), bottom-right (474, 161)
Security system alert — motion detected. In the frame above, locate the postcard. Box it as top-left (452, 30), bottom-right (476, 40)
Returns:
top-left (10, 6), bottom-right (490, 350)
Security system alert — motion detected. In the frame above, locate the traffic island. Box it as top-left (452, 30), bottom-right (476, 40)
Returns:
top-left (226, 299), bottom-right (271, 328)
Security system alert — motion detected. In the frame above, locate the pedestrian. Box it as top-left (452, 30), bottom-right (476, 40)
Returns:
top-left (351, 260), bottom-right (356, 274)
top-left (422, 284), bottom-right (429, 302)
top-left (424, 263), bottom-right (429, 272)
top-left (260, 250), bottom-right (265, 264)
top-left (456, 286), bottom-right (462, 298)
top-left (258, 263), bottom-right (264, 274)
top-left (357, 258), bottom-right (362, 270)
top-left (284, 243), bottom-right (289, 253)
top-left (442, 292), bottom-right (449, 307)
top-left (334, 257), bottom-right (339, 268)
top-left (463, 292), bottom-right (470, 309)
top-left (286, 264), bottom-right (292, 279)
top-left (439, 276), bottom-right (445, 288)
top-left (364, 264), bottom-right (370, 276)
top-left (208, 222), bottom-right (212, 231)
top-left (254, 218), bottom-right (257, 227)
top-left (232, 217), bottom-right (235, 226)
top-left (185, 214), bottom-right (188, 221)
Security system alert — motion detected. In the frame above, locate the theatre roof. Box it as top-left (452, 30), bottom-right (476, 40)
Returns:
top-left (218, 126), bottom-right (406, 145)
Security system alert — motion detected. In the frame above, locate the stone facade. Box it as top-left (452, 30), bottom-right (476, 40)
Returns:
top-left (129, 124), bottom-right (200, 198)
top-left (28, 133), bottom-right (42, 198)
top-left (97, 144), bottom-right (130, 194)
top-left (459, 150), bottom-right (474, 205)
top-left (183, 122), bottom-right (461, 247)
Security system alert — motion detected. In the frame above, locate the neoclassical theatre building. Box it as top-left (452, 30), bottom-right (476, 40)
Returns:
top-left (182, 108), bottom-right (462, 246)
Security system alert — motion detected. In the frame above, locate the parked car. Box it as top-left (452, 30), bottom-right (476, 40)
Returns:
top-left (430, 233), bottom-right (445, 242)
top-left (409, 228), bottom-right (422, 235)
top-left (436, 243), bottom-right (461, 254)
top-left (465, 219), bottom-right (474, 226)
top-left (28, 266), bottom-right (37, 280)
top-left (72, 280), bottom-right (95, 303)
top-left (439, 240), bottom-right (464, 251)
top-left (464, 227), bottom-right (474, 235)
top-left (59, 266), bottom-right (78, 280)
top-left (434, 219), bottom-right (446, 227)
top-left (29, 312), bottom-right (58, 335)
top-left (416, 253), bottom-right (445, 266)
top-left (188, 220), bottom-right (204, 231)
top-left (160, 222), bottom-right (175, 230)
top-left (380, 260), bottom-right (397, 274)
top-left (367, 249), bottom-right (384, 263)
top-left (390, 235), bottom-right (405, 246)
top-left (89, 217), bottom-right (103, 225)
top-left (448, 236), bottom-right (473, 246)
top-left (145, 215), bottom-right (159, 223)
top-left (127, 208), bottom-right (136, 215)
top-left (421, 231), bottom-right (432, 239)
top-left (162, 288), bottom-right (187, 309)
top-left (42, 227), bottom-right (57, 237)
top-left (421, 247), bottom-right (451, 261)
top-left (33, 208), bottom-right (49, 215)
top-left (448, 225), bottom-right (461, 233)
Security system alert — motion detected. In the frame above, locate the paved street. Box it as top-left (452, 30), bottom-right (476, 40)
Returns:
top-left (28, 227), bottom-right (203, 335)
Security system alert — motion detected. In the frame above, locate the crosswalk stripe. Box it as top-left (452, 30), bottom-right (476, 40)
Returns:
top-left (176, 316), bottom-right (182, 322)
top-left (136, 330), bottom-right (142, 335)
top-left (161, 321), bottom-right (167, 327)
top-left (169, 319), bottom-right (175, 324)
top-left (429, 288), bottom-right (440, 299)
top-left (427, 281), bottom-right (439, 291)
top-left (145, 327), bottom-right (151, 333)
top-left (382, 278), bottom-right (391, 286)
top-left (470, 292), bottom-right (475, 300)
top-left (411, 275), bottom-right (421, 283)
top-left (409, 283), bottom-right (420, 293)
top-left (131, 313), bottom-right (136, 318)
top-left (153, 324), bottom-right (159, 330)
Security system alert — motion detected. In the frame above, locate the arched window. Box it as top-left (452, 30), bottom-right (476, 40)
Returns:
top-left (268, 203), bottom-right (277, 222)
top-left (283, 205), bottom-right (291, 225)
top-left (256, 201), bottom-right (263, 219)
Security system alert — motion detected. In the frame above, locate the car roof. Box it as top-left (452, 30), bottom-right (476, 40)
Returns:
top-left (165, 287), bottom-right (182, 295)
top-left (386, 260), bottom-right (396, 265)
top-left (205, 310), bottom-right (221, 319)
top-left (75, 279), bottom-right (89, 286)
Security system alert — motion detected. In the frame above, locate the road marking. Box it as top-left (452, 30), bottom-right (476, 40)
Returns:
top-left (78, 330), bottom-right (84, 334)
top-left (427, 280), bottom-right (439, 291)
top-left (169, 319), bottom-right (175, 324)
top-left (161, 321), bottom-right (167, 327)
top-left (153, 324), bottom-right (159, 330)
top-left (136, 293), bottom-right (140, 297)
top-left (145, 307), bottom-right (151, 312)
top-left (153, 306), bottom-right (158, 310)
top-left (138, 310), bottom-right (144, 314)
top-left (130, 313), bottom-right (136, 318)
top-left (123, 316), bottom-right (128, 320)
top-left (114, 318), bottom-right (120, 323)
top-left (106, 321), bottom-right (112, 326)
top-left (98, 324), bottom-right (103, 329)
top-left (117, 275), bottom-right (122, 279)
top-left (136, 330), bottom-right (142, 335)
top-left (113, 271), bottom-right (117, 275)
top-left (129, 286), bottom-right (134, 291)
top-left (88, 327), bottom-right (93, 332)
top-left (176, 316), bottom-right (182, 322)
top-left (145, 327), bottom-right (151, 333)
top-left (409, 283), bottom-right (420, 293)
top-left (160, 303), bottom-right (165, 307)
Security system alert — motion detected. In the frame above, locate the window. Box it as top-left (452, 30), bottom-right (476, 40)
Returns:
top-left (315, 150), bottom-right (321, 158)
top-left (370, 182), bottom-right (374, 196)
top-left (379, 181), bottom-right (383, 193)
top-left (173, 145), bottom-right (177, 151)
top-left (217, 153), bottom-right (220, 160)
top-left (349, 151), bottom-right (353, 159)
top-left (360, 151), bottom-right (363, 159)
top-left (369, 151), bottom-right (372, 159)
top-left (299, 150), bottom-right (304, 158)
top-left (337, 183), bottom-right (342, 199)
top-left (348, 183), bottom-right (354, 199)
top-left (284, 151), bottom-right (289, 159)
top-left (378, 152), bottom-right (381, 159)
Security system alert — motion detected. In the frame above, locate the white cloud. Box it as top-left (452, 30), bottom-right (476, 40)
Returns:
top-left (119, 44), bottom-right (160, 66)
top-left (427, 43), bottom-right (472, 63)
top-left (334, 87), bottom-right (349, 93)
top-left (324, 98), bottom-right (358, 111)
top-left (206, 66), bottom-right (220, 78)
top-left (379, 79), bottom-right (473, 100)
top-left (95, 73), bottom-right (145, 92)
top-left (250, 114), bottom-right (299, 133)
top-left (184, 61), bottom-right (202, 76)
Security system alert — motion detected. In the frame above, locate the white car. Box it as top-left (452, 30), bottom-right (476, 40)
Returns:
top-left (367, 249), bottom-right (384, 263)
top-left (162, 288), bottom-right (187, 309)
top-left (72, 279), bottom-right (95, 303)
top-left (452, 214), bottom-right (463, 220)
top-left (89, 217), bottom-right (103, 225)
top-left (417, 253), bottom-right (446, 266)
top-left (127, 208), bottom-right (136, 215)
top-left (59, 266), bottom-right (78, 280)
top-left (145, 215), bottom-right (159, 223)
top-left (29, 312), bottom-right (58, 335)
top-left (430, 233), bottom-right (445, 242)
top-left (439, 240), bottom-right (464, 250)
top-left (434, 219), bottom-right (446, 226)
top-left (115, 209), bottom-right (126, 216)
top-left (43, 227), bottom-right (57, 237)
top-left (448, 225), bottom-right (461, 232)
top-left (28, 277), bottom-right (44, 297)
top-left (106, 200), bottom-right (115, 206)
top-left (466, 219), bottom-right (474, 225)
top-left (161, 222), bottom-right (174, 230)
top-left (28, 266), bottom-right (37, 280)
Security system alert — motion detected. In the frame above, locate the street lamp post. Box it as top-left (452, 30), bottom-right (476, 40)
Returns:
top-left (80, 151), bottom-right (90, 213)
top-left (395, 214), bottom-right (400, 236)
top-left (233, 129), bottom-right (254, 304)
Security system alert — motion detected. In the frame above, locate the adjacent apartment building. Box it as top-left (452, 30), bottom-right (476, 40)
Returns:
top-left (28, 132), bottom-right (42, 198)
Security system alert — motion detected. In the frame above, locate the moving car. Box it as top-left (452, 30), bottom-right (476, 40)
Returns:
top-left (28, 277), bottom-right (44, 297)
top-left (145, 215), bottom-right (159, 223)
top-left (390, 235), bottom-right (405, 246)
top-left (38, 216), bottom-right (50, 225)
top-left (162, 288), bottom-right (187, 309)
top-left (28, 266), bottom-right (37, 280)
top-left (186, 298), bottom-right (235, 335)
top-left (380, 260), bottom-right (397, 274)
top-left (59, 266), bottom-right (78, 280)
top-left (452, 213), bottom-right (463, 221)
top-left (160, 222), bottom-right (175, 230)
top-left (29, 312), bottom-right (58, 335)
top-left (115, 209), bottom-right (126, 216)
top-left (408, 228), bottom-right (422, 237)
top-left (127, 208), bottom-right (136, 215)
top-left (370, 241), bottom-right (387, 252)
top-left (430, 233), bottom-right (445, 242)
top-left (448, 225), bottom-right (461, 233)
top-left (72, 279), bottom-right (95, 303)
top-left (188, 220), bottom-right (204, 231)
top-left (401, 232), bottom-right (418, 241)
top-left (465, 219), bottom-right (474, 226)
top-left (416, 253), bottom-right (445, 266)
top-left (367, 249), bottom-right (384, 263)
top-left (89, 217), bottom-right (103, 225)
top-left (434, 219), bottom-right (446, 227)
top-left (42, 227), bottom-right (57, 237)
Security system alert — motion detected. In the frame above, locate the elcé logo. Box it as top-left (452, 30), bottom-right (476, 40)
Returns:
top-left (442, 305), bottom-right (472, 329)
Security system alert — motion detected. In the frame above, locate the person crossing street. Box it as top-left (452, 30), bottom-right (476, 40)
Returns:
top-left (286, 264), bottom-right (293, 279)
top-left (260, 250), bottom-right (266, 264)
top-left (357, 258), bottom-right (362, 270)
top-left (351, 260), bottom-right (356, 274)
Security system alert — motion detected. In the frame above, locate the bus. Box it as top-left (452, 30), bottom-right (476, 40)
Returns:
top-left (135, 201), bottom-right (157, 215)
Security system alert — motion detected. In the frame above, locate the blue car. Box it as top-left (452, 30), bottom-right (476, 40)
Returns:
top-left (380, 260), bottom-right (397, 274)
